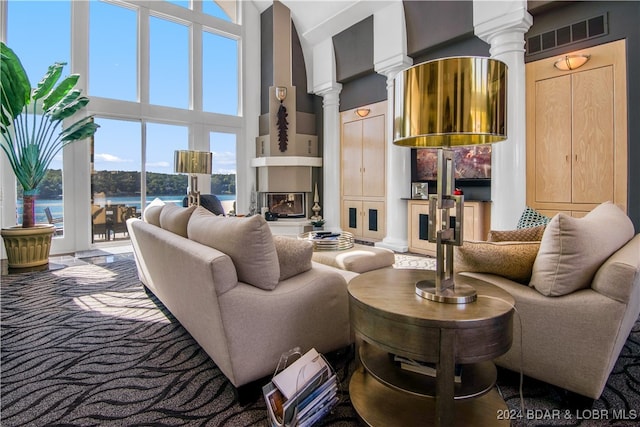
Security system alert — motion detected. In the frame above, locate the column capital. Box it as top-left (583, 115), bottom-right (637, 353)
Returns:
top-left (316, 83), bottom-right (342, 108)
top-left (474, 6), bottom-right (532, 52)
top-left (375, 55), bottom-right (413, 81)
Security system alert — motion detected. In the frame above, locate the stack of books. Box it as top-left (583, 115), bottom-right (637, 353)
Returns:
top-left (394, 354), bottom-right (463, 383)
top-left (263, 348), bottom-right (338, 427)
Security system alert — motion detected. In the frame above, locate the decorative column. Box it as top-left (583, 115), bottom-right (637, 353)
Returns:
top-left (316, 84), bottom-right (342, 233)
top-left (474, 1), bottom-right (532, 230)
top-left (373, 1), bottom-right (413, 252)
top-left (376, 61), bottom-right (412, 252)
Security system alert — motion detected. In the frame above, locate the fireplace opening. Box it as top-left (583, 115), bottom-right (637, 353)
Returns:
top-left (264, 193), bottom-right (306, 218)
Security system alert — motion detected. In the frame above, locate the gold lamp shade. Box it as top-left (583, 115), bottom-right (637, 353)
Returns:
top-left (174, 150), bottom-right (212, 206)
top-left (174, 150), bottom-right (213, 175)
top-left (393, 56), bottom-right (508, 148)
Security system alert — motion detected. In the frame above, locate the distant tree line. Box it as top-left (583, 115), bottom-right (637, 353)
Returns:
top-left (17, 170), bottom-right (236, 198)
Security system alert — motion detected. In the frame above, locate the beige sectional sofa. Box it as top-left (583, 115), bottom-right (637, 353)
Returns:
top-left (455, 202), bottom-right (640, 399)
top-left (127, 204), bottom-right (358, 388)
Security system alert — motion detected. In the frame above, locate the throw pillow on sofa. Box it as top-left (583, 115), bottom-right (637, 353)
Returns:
top-left (454, 241), bottom-right (541, 284)
top-left (530, 201), bottom-right (635, 297)
top-left (487, 225), bottom-right (546, 242)
top-left (187, 207), bottom-right (280, 290)
top-left (159, 203), bottom-right (196, 237)
top-left (143, 198), bottom-right (166, 226)
top-left (273, 236), bottom-right (313, 280)
top-left (517, 207), bottom-right (551, 229)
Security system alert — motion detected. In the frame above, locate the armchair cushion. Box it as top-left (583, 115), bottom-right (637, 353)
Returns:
top-left (273, 236), bottom-right (313, 280)
top-left (530, 202), bottom-right (635, 296)
top-left (454, 241), bottom-right (540, 284)
top-left (187, 208), bottom-right (280, 290)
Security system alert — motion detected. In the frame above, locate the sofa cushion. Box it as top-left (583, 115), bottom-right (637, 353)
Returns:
top-left (488, 225), bottom-right (546, 242)
top-left (517, 207), bottom-right (551, 229)
top-left (273, 236), bottom-right (313, 280)
top-left (454, 241), bottom-right (540, 284)
top-left (187, 207), bottom-right (280, 290)
top-left (159, 203), bottom-right (196, 237)
top-left (143, 198), bottom-right (166, 226)
top-left (530, 202), bottom-right (635, 297)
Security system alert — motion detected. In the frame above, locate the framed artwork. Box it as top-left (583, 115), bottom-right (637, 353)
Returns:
top-left (413, 146), bottom-right (492, 181)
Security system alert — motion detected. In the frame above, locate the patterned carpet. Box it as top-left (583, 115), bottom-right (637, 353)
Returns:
top-left (1, 258), bottom-right (639, 426)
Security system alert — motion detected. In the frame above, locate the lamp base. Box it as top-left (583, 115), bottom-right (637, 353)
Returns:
top-left (416, 279), bottom-right (477, 304)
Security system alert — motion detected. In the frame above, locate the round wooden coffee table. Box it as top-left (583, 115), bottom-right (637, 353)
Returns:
top-left (348, 268), bottom-right (514, 427)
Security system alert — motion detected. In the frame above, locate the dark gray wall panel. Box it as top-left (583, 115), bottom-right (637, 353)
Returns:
top-left (261, 6), bottom-right (273, 115)
top-left (333, 16), bottom-right (374, 83)
top-left (292, 23), bottom-right (316, 113)
top-left (404, 0), bottom-right (475, 57)
top-left (412, 36), bottom-right (490, 64)
top-left (339, 73), bottom-right (387, 112)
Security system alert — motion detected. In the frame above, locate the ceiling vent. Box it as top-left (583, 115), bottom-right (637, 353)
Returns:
top-left (526, 13), bottom-right (608, 55)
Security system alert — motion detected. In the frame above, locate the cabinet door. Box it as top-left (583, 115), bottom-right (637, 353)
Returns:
top-left (342, 199), bottom-right (362, 236)
top-left (534, 75), bottom-right (572, 203)
top-left (572, 66), bottom-right (614, 204)
top-left (362, 200), bottom-right (385, 240)
top-left (408, 202), bottom-right (436, 254)
top-left (362, 115), bottom-right (385, 197)
top-left (342, 121), bottom-right (363, 197)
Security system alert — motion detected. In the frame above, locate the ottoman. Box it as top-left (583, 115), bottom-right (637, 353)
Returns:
top-left (311, 244), bottom-right (396, 273)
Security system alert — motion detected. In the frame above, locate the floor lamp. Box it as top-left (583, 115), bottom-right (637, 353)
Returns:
top-left (393, 57), bottom-right (508, 303)
top-left (174, 150), bottom-right (213, 207)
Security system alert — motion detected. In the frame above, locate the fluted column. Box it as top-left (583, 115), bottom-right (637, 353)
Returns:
top-left (376, 60), bottom-right (412, 252)
top-left (474, 2), bottom-right (532, 230)
top-left (317, 84), bottom-right (342, 232)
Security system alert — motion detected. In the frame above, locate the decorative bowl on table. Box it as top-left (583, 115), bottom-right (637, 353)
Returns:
top-left (298, 231), bottom-right (355, 251)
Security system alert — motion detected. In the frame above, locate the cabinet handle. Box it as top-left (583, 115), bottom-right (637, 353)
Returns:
top-left (308, 140), bottom-right (311, 154)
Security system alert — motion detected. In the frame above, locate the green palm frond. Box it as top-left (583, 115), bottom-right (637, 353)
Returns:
top-left (0, 41), bottom-right (99, 193)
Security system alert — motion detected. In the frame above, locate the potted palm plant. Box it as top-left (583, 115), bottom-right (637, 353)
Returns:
top-left (1, 41), bottom-right (99, 268)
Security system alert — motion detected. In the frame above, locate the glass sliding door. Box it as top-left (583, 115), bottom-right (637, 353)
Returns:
top-left (145, 123), bottom-right (189, 209)
top-left (210, 131), bottom-right (237, 215)
top-left (91, 118), bottom-right (142, 243)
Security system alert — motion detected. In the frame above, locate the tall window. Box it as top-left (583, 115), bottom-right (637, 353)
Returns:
top-left (89, 1), bottom-right (137, 101)
top-left (203, 30), bottom-right (239, 114)
top-left (7, 0), bottom-right (70, 232)
top-left (150, 16), bottom-right (189, 109)
top-left (210, 131), bottom-right (237, 207)
top-left (5, 0), bottom-right (242, 248)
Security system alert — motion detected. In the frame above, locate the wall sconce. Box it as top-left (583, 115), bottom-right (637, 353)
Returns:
top-left (275, 86), bottom-right (287, 102)
top-left (355, 108), bottom-right (370, 118)
top-left (554, 54), bottom-right (590, 71)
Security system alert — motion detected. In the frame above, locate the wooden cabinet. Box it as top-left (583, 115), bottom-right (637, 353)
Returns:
top-left (407, 200), bottom-right (491, 256)
top-left (342, 199), bottom-right (385, 241)
top-left (526, 39), bottom-right (627, 217)
top-left (340, 101), bottom-right (386, 241)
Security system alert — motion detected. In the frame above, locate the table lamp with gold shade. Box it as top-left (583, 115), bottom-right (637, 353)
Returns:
top-left (394, 56), bottom-right (508, 303)
top-left (174, 150), bottom-right (213, 207)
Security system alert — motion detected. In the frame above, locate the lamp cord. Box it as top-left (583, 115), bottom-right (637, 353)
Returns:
top-left (478, 295), bottom-right (525, 417)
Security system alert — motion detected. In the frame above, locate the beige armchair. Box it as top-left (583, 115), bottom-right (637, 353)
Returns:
top-left (454, 202), bottom-right (640, 399)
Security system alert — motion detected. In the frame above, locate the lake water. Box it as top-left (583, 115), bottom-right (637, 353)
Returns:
top-left (15, 194), bottom-right (236, 225)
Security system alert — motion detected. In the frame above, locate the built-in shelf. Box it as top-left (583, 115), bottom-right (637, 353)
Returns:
top-left (250, 156), bottom-right (323, 168)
